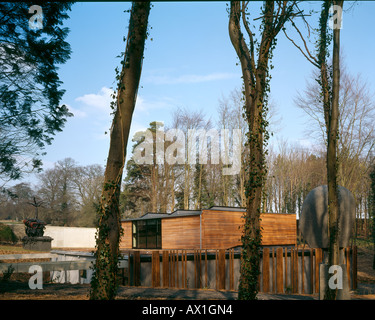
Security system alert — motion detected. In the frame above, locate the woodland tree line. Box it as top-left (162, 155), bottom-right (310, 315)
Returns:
top-left (2, 63), bottom-right (374, 239)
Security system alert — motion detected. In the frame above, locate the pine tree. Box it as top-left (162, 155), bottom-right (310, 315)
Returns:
top-left (0, 2), bottom-right (73, 181)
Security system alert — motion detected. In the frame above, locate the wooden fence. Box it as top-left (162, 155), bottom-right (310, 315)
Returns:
top-left (259, 246), bottom-right (357, 294)
top-left (122, 246), bottom-right (357, 294)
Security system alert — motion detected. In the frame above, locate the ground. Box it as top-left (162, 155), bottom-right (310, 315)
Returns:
top-left (1, 243), bottom-right (375, 300)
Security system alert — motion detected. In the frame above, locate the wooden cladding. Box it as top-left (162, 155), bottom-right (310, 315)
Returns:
top-left (201, 210), bottom-right (243, 249)
top-left (260, 213), bottom-right (296, 246)
top-left (201, 210), bottom-right (296, 249)
top-left (121, 221), bottom-right (132, 249)
top-left (120, 210), bottom-right (297, 250)
top-left (162, 216), bottom-right (201, 249)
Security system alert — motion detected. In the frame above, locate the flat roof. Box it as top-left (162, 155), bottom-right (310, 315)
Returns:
top-left (206, 206), bottom-right (246, 212)
top-left (123, 207), bottom-right (245, 222)
top-left (168, 210), bottom-right (201, 217)
top-left (123, 209), bottom-right (202, 221)
top-left (121, 206), bottom-right (293, 222)
top-left (138, 213), bottom-right (169, 220)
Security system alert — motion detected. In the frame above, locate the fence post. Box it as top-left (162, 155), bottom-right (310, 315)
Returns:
top-left (284, 247), bottom-right (288, 291)
top-left (290, 248), bottom-right (294, 293)
top-left (218, 249), bottom-right (225, 290)
top-left (198, 250), bottom-right (202, 288)
top-left (229, 249), bottom-right (234, 291)
top-left (162, 251), bottom-right (169, 287)
top-left (152, 251), bottom-right (160, 287)
top-left (310, 248), bottom-right (314, 294)
top-left (205, 250), bottom-right (208, 289)
top-left (133, 250), bottom-right (141, 287)
top-left (314, 248), bottom-right (322, 294)
top-left (171, 250), bottom-right (176, 288)
top-left (194, 250), bottom-right (199, 289)
top-left (181, 250), bottom-right (184, 289)
top-left (352, 246), bottom-right (357, 290)
top-left (127, 250), bottom-right (131, 286)
top-left (177, 250), bottom-right (181, 288)
top-left (271, 248), bottom-right (276, 293)
top-left (301, 247), bottom-right (305, 294)
top-left (276, 247), bottom-right (284, 293)
top-left (184, 250), bottom-right (188, 288)
top-left (262, 247), bottom-right (270, 293)
top-left (345, 247), bottom-right (350, 288)
top-left (292, 248), bottom-right (298, 293)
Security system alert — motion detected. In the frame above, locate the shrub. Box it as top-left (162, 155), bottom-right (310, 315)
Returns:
top-left (0, 223), bottom-right (18, 243)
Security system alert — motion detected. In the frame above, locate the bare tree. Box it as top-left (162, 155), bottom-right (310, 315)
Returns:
top-left (170, 107), bottom-right (212, 210)
top-left (27, 197), bottom-right (44, 220)
top-left (265, 139), bottom-right (327, 215)
top-left (72, 164), bottom-right (104, 227)
top-left (37, 158), bottom-right (79, 225)
top-left (295, 65), bottom-right (375, 195)
top-left (0, 182), bottom-right (35, 220)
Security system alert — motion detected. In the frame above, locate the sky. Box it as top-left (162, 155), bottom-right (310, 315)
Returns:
top-left (16, 1), bottom-right (375, 186)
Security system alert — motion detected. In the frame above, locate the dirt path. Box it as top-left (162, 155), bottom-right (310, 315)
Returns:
top-left (0, 282), bottom-right (317, 300)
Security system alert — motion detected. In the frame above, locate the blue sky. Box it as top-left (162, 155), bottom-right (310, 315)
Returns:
top-left (20, 1), bottom-right (375, 184)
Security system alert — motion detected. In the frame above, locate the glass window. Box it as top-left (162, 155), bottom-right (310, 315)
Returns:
top-left (132, 219), bottom-right (161, 249)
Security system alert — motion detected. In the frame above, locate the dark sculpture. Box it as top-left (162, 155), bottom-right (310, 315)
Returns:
top-left (300, 185), bottom-right (355, 248)
top-left (23, 218), bottom-right (46, 237)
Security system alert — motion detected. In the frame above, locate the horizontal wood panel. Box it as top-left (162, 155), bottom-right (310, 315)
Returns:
top-left (201, 210), bottom-right (243, 249)
top-left (261, 213), bottom-right (297, 246)
top-left (162, 216), bottom-right (201, 249)
top-left (202, 210), bottom-right (296, 248)
top-left (120, 221), bottom-right (132, 249)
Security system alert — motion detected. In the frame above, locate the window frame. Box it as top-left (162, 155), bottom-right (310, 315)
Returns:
top-left (132, 218), bottom-right (162, 249)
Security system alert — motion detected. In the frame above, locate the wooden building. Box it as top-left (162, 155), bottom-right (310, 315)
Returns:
top-left (120, 206), bottom-right (296, 250)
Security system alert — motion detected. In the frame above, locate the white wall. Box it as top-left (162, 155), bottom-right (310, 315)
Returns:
top-left (44, 226), bottom-right (96, 248)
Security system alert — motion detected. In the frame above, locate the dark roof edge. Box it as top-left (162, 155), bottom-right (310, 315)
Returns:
top-left (206, 206), bottom-right (246, 212)
top-left (122, 208), bottom-right (297, 222)
top-left (121, 206), bottom-right (247, 221)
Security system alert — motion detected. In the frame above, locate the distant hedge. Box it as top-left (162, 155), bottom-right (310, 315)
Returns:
top-left (0, 223), bottom-right (18, 243)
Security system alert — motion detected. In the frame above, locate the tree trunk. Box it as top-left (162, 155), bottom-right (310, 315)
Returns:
top-left (184, 164), bottom-right (190, 210)
top-left (151, 164), bottom-right (158, 212)
top-left (90, 2), bottom-right (150, 300)
top-left (228, 1), bottom-right (271, 300)
top-left (229, 0), bottom-right (296, 300)
top-left (325, 0), bottom-right (343, 300)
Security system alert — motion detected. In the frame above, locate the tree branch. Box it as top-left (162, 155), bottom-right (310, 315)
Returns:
top-left (283, 24), bottom-right (319, 68)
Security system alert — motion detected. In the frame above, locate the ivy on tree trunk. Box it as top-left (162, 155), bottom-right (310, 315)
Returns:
top-left (90, 1), bottom-right (151, 300)
top-left (317, 0), bottom-right (344, 300)
top-left (228, 1), bottom-right (298, 300)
